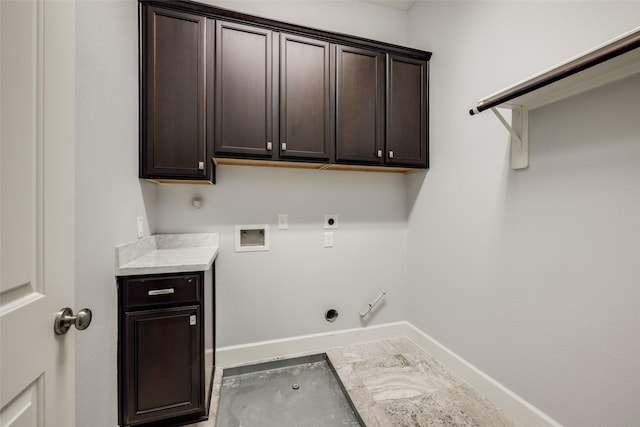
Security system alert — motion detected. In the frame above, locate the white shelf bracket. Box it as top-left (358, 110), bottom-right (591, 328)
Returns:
top-left (491, 106), bottom-right (528, 169)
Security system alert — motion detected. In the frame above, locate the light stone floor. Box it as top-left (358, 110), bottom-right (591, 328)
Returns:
top-left (189, 337), bottom-right (517, 427)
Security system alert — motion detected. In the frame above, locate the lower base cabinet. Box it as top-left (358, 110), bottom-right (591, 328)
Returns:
top-left (118, 272), bottom-right (208, 427)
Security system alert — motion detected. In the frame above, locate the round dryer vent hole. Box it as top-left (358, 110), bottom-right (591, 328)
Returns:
top-left (325, 309), bottom-right (339, 322)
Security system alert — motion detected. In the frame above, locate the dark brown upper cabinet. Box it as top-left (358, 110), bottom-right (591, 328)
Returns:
top-left (214, 27), bottom-right (332, 163)
top-left (279, 33), bottom-right (332, 162)
top-left (214, 21), bottom-right (275, 158)
top-left (335, 45), bottom-right (385, 165)
top-left (139, 4), bottom-right (214, 183)
top-left (386, 54), bottom-right (429, 168)
top-left (139, 0), bottom-right (431, 177)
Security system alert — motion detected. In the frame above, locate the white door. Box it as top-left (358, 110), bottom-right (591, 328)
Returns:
top-left (1, 0), bottom-right (77, 426)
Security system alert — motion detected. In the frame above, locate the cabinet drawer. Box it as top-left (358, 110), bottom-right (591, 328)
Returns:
top-left (123, 273), bottom-right (201, 309)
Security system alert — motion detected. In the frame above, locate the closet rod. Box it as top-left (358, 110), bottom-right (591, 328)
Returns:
top-left (469, 28), bottom-right (640, 116)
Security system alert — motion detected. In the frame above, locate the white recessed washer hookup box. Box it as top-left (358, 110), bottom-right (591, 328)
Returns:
top-left (235, 224), bottom-right (270, 252)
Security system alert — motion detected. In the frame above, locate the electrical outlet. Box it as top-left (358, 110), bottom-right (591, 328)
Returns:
top-left (278, 214), bottom-right (288, 230)
top-left (324, 231), bottom-right (334, 248)
top-left (137, 216), bottom-right (144, 239)
top-left (324, 214), bottom-right (338, 229)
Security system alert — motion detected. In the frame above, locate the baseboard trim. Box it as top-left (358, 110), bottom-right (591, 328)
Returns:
top-left (215, 321), bottom-right (562, 427)
top-left (402, 323), bottom-right (562, 427)
top-left (215, 321), bottom-right (408, 367)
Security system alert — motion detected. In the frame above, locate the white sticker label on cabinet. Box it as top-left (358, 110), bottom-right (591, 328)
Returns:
top-left (190, 315), bottom-right (196, 326)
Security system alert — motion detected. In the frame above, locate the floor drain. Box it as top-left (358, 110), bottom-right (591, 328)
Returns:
top-left (292, 384), bottom-right (300, 390)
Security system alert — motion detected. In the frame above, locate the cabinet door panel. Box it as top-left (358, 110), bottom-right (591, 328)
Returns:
top-left (141, 6), bottom-right (210, 179)
top-left (215, 21), bottom-right (273, 157)
top-left (336, 46), bottom-right (385, 164)
top-left (280, 34), bottom-right (331, 161)
top-left (387, 55), bottom-right (428, 168)
top-left (124, 306), bottom-right (203, 425)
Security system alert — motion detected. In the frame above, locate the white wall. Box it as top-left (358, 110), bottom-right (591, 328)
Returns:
top-left (405, 2), bottom-right (640, 426)
top-left (202, 0), bottom-right (409, 46)
top-left (157, 167), bottom-right (409, 346)
top-left (75, 0), bottom-right (640, 425)
top-left (74, 1), bottom-right (408, 426)
top-left (154, 0), bottom-right (411, 348)
top-left (75, 1), bottom-right (157, 426)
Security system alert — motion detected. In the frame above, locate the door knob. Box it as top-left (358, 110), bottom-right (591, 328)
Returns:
top-left (54, 307), bottom-right (92, 335)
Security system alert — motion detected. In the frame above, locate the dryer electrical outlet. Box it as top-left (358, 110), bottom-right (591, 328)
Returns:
top-left (324, 214), bottom-right (338, 229)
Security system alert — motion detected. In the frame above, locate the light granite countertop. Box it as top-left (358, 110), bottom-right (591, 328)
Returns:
top-left (115, 233), bottom-right (219, 276)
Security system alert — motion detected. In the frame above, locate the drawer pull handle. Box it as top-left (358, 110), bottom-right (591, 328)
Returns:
top-left (148, 288), bottom-right (175, 296)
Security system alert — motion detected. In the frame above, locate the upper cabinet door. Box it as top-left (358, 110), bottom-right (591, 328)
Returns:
top-left (387, 55), bottom-right (428, 168)
top-left (138, 0), bottom-right (430, 174)
top-left (279, 34), bottom-right (332, 161)
top-left (335, 45), bottom-right (385, 165)
top-left (215, 21), bottom-right (274, 157)
top-left (140, 6), bottom-right (213, 180)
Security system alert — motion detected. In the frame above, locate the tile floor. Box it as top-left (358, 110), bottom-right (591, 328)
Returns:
top-left (190, 337), bottom-right (516, 427)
